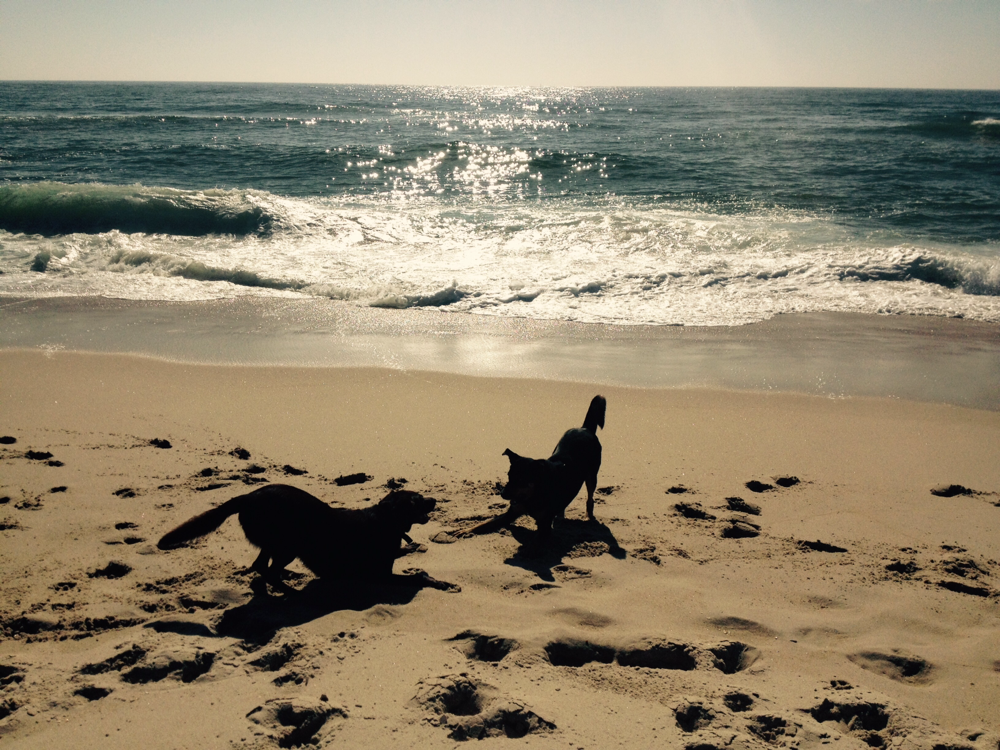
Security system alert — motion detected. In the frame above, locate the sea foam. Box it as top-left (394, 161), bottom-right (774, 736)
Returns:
top-left (2, 191), bottom-right (996, 326)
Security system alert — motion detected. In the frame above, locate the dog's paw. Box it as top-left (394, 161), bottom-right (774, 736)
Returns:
top-left (401, 568), bottom-right (462, 593)
top-left (430, 530), bottom-right (464, 544)
top-left (400, 541), bottom-right (428, 556)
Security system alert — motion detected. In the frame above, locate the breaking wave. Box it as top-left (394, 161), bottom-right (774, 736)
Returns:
top-left (0, 182), bottom-right (274, 237)
top-left (835, 252), bottom-right (999, 295)
top-left (1, 190), bottom-right (997, 325)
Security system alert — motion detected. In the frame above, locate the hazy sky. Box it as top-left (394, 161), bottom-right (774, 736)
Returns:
top-left (2, 0), bottom-right (998, 89)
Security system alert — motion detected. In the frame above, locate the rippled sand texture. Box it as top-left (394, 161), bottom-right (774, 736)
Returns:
top-left (1, 352), bottom-right (999, 749)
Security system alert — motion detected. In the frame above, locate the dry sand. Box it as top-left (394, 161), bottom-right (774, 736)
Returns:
top-left (1, 349), bottom-right (999, 749)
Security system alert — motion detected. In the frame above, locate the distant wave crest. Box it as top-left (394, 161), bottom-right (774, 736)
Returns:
top-left (0, 182), bottom-right (274, 237)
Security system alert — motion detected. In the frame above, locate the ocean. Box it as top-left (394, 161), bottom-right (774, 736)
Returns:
top-left (1, 82), bottom-right (998, 326)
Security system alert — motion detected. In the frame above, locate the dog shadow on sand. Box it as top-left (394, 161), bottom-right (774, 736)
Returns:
top-left (503, 518), bottom-right (626, 583)
top-left (209, 571), bottom-right (457, 642)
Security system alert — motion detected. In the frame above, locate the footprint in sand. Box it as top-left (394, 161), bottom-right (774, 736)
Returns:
top-left (411, 674), bottom-right (555, 741)
top-left (674, 501), bottom-right (715, 520)
top-left (248, 642), bottom-right (302, 673)
top-left (333, 472), bottom-right (372, 486)
top-left (449, 631), bottom-right (519, 663)
top-left (720, 518), bottom-right (761, 539)
top-left (707, 642), bottom-right (761, 674)
top-left (247, 697), bottom-right (347, 747)
top-left (0, 665), bottom-right (25, 687)
top-left (723, 691), bottom-right (754, 712)
top-left (797, 539), bottom-right (848, 553)
top-left (675, 701), bottom-right (714, 732)
top-left (79, 644), bottom-right (148, 676)
top-left (930, 484), bottom-right (978, 497)
top-left (745, 477), bottom-right (800, 493)
top-left (544, 639), bottom-right (616, 667)
top-left (726, 497), bottom-right (761, 515)
top-left (551, 607), bottom-right (614, 629)
top-left (809, 698), bottom-right (890, 746)
top-left (543, 637), bottom-right (759, 674)
top-left (74, 685), bottom-right (112, 701)
top-left (885, 559), bottom-right (920, 576)
top-left (0, 697), bottom-right (21, 721)
top-left (937, 579), bottom-right (992, 597)
top-left (847, 650), bottom-right (934, 684)
top-left (705, 616), bottom-right (779, 639)
top-left (552, 564), bottom-right (591, 581)
top-left (119, 648), bottom-right (216, 684)
top-left (88, 561), bottom-right (132, 579)
top-left (748, 714), bottom-right (791, 744)
top-left (616, 640), bottom-right (698, 670)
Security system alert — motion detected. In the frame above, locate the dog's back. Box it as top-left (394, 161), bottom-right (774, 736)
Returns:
top-left (473, 395), bottom-right (606, 539)
top-left (158, 485), bottom-right (434, 585)
top-left (235, 486), bottom-right (388, 579)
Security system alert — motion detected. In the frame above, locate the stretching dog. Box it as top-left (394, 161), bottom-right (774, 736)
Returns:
top-left (158, 484), bottom-right (449, 591)
top-left (467, 395), bottom-right (606, 541)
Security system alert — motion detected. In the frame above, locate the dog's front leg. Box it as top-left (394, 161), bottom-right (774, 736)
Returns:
top-left (585, 475), bottom-right (598, 521)
top-left (465, 504), bottom-right (524, 535)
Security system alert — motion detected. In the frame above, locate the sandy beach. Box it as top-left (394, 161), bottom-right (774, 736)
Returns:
top-left (2, 310), bottom-right (1000, 749)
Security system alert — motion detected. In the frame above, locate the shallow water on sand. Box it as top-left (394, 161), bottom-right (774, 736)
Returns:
top-left (3, 297), bottom-right (998, 410)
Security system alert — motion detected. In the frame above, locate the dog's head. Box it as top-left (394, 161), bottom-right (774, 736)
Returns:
top-left (500, 448), bottom-right (549, 503)
top-left (373, 490), bottom-right (436, 531)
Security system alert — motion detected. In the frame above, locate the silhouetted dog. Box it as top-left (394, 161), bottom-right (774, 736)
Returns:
top-left (158, 485), bottom-right (449, 591)
top-left (467, 395), bottom-right (606, 541)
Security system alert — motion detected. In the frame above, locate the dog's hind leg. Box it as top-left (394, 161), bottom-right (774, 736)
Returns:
top-left (262, 550), bottom-right (296, 594)
top-left (585, 474), bottom-right (598, 521)
top-left (250, 549), bottom-right (270, 575)
top-left (535, 513), bottom-right (556, 541)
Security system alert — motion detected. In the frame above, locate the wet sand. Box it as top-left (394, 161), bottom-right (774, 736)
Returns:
top-left (1, 341), bottom-right (999, 749)
top-left (3, 296), bottom-right (999, 408)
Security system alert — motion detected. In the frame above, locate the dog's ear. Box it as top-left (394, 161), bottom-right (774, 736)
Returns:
top-left (502, 448), bottom-right (521, 463)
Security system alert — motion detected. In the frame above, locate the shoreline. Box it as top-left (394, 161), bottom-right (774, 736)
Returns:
top-left (3, 295), bottom-right (999, 410)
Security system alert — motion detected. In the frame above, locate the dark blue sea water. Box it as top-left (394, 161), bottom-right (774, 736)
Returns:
top-left (1, 82), bottom-right (998, 325)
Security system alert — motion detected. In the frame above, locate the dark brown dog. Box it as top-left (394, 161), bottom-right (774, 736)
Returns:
top-left (467, 395), bottom-right (606, 541)
top-left (158, 484), bottom-right (447, 591)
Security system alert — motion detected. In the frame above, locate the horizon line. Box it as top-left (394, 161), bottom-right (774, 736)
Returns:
top-left (2, 80), bottom-right (999, 93)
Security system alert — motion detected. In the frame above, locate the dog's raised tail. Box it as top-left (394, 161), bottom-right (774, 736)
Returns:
top-left (157, 494), bottom-right (249, 550)
top-left (582, 395), bottom-right (606, 433)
